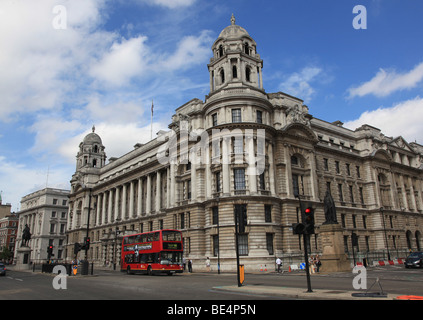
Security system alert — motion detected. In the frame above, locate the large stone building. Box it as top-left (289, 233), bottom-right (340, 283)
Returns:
top-left (16, 188), bottom-right (70, 263)
top-left (65, 15), bottom-right (423, 272)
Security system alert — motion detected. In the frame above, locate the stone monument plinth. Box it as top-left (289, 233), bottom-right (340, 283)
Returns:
top-left (15, 246), bottom-right (32, 270)
top-left (319, 223), bottom-right (351, 273)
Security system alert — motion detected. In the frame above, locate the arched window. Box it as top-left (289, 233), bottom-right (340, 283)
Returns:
top-left (219, 45), bottom-right (223, 57)
top-left (232, 65), bottom-right (237, 79)
top-left (245, 67), bottom-right (251, 82)
top-left (244, 42), bottom-right (249, 55)
top-left (220, 69), bottom-right (225, 84)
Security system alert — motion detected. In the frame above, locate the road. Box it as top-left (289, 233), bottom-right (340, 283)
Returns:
top-left (1, 264), bottom-right (422, 300)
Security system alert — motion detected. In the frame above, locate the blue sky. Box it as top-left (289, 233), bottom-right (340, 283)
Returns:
top-left (1, 0), bottom-right (423, 209)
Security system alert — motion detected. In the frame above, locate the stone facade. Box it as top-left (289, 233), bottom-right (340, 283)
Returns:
top-left (16, 188), bottom-right (70, 263)
top-left (65, 16), bottom-right (423, 272)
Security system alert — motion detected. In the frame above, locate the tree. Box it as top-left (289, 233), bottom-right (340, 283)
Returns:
top-left (0, 246), bottom-right (12, 262)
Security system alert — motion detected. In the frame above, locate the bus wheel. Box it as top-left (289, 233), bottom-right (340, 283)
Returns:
top-left (147, 266), bottom-right (153, 276)
top-left (126, 266), bottom-right (132, 275)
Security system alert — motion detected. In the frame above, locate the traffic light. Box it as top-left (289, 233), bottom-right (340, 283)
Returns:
top-left (304, 207), bottom-right (315, 234)
top-left (74, 242), bottom-right (82, 254)
top-left (235, 205), bottom-right (247, 233)
top-left (292, 222), bottom-right (305, 235)
top-left (47, 245), bottom-right (54, 259)
top-left (84, 237), bottom-right (91, 250)
top-left (292, 203), bottom-right (315, 235)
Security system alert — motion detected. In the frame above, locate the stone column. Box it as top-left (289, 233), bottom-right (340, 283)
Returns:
top-left (156, 171), bottom-right (161, 212)
top-left (268, 142), bottom-right (276, 195)
top-left (137, 178), bottom-right (143, 217)
top-left (146, 174), bottom-right (152, 215)
top-left (115, 186), bottom-right (120, 221)
top-left (129, 180), bottom-right (135, 218)
top-left (96, 193), bottom-right (102, 226)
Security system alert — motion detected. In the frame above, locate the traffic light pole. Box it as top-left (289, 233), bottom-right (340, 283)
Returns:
top-left (303, 233), bottom-right (313, 293)
top-left (234, 207), bottom-right (242, 287)
top-left (295, 193), bottom-right (313, 293)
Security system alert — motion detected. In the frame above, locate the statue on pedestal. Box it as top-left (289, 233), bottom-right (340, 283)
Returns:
top-left (323, 190), bottom-right (338, 224)
top-left (22, 224), bottom-right (31, 247)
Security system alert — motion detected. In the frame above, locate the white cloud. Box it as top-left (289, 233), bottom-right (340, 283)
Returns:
top-left (344, 96), bottom-right (423, 143)
top-left (0, 156), bottom-right (71, 210)
top-left (279, 67), bottom-right (322, 102)
top-left (348, 62), bottom-right (423, 98)
top-left (136, 0), bottom-right (197, 9)
top-left (90, 36), bottom-right (150, 87)
top-left (0, 0), bottom-right (113, 121)
top-left (158, 31), bottom-right (212, 71)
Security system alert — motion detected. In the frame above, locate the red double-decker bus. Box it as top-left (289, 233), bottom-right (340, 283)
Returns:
top-left (121, 229), bottom-right (184, 275)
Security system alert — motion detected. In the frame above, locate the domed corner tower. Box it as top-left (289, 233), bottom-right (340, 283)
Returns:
top-left (208, 14), bottom-right (264, 93)
top-left (76, 125), bottom-right (107, 171)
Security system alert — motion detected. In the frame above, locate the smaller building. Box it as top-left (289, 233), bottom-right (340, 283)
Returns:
top-left (16, 188), bottom-right (70, 263)
top-left (0, 197), bottom-right (18, 262)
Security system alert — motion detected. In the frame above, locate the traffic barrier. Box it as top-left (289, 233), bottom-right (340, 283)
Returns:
top-left (396, 295), bottom-right (423, 300)
top-left (372, 259), bottom-right (405, 267)
top-left (290, 264), bottom-right (299, 271)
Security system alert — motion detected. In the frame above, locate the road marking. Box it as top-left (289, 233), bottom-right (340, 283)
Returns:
top-left (6, 276), bottom-right (23, 281)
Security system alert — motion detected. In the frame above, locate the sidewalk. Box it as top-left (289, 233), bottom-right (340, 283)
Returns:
top-left (212, 284), bottom-right (399, 300)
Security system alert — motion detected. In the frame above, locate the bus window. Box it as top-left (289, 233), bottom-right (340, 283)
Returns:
top-left (162, 231), bottom-right (182, 241)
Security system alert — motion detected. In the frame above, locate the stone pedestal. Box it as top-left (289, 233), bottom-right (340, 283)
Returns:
top-left (15, 246), bottom-right (32, 270)
top-left (319, 223), bottom-right (351, 273)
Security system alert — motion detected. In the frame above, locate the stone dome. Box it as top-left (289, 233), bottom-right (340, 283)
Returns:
top-left (218, 14), bottom-right (250, 40)
top-left (83, 126), bottom-right (102, 145)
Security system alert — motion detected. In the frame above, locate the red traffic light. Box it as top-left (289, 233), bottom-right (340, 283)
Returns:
top-left (305, 208), bottom-right (311, 214)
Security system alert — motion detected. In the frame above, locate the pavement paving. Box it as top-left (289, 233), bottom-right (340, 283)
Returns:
top-left (212, 284), bottom-right (397, 300)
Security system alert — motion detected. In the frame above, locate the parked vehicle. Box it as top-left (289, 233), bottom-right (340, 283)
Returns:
top-left (0, 263), bottom-right (6, 276)
top-left (404, 252), bottom-right (423, 268)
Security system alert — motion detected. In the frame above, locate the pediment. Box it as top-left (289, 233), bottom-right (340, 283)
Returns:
top-left (282, 123), bottom-right (318, 143)
top-left (390, 136), bottom-right (414, 153)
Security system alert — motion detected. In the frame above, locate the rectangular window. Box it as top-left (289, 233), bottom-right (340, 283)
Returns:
top-left (234, 169), bottom-right (246, 190)
top-left (213, 235), bottom-right (219, 257)
top-left (233, 138), bottom-right (243, 154)
top-left (264, 205), bottom-right (272, 222)
top-left (232, 109), bottom-right (242, 123)
top-left (212, 206), bottom-right (219, 225)
top-left (215, 172), bottom-right (221, 192)
top-left (238, 234), bottom-right (248, 256)
top-left (212, 113), bottom-right (218, 126)
top-left (256, 110), bottom-right (263, 124)
top-left (266, 233), bottom-right (274, 255)
top-left (338, 184), bottom-right (344, 202)
top-left (259, 172), bottom-right (266, 190)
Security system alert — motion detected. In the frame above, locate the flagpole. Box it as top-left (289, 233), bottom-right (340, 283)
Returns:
top-left (150, 99), bottom-right (154, 140)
